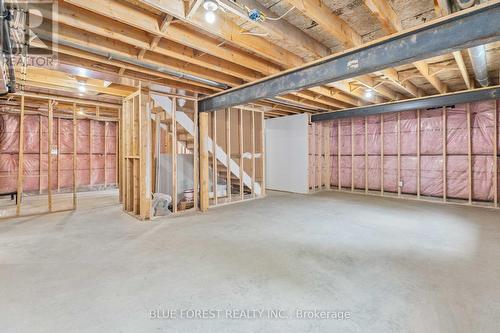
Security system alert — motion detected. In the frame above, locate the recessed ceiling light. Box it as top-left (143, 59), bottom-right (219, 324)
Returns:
top-left (78, 83), bottom-right (86, 93)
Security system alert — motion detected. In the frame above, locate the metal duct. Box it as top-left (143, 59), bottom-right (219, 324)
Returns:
top-left (35, 32), bottom-right (228, 90)
top-left (468, 45), bottom-right (489, 87)
top-left (451, 1), bottom-right (490, 87)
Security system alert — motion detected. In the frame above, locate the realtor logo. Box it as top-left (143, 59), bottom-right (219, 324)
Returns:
top-left (4, 0), bottom-right (58, 67)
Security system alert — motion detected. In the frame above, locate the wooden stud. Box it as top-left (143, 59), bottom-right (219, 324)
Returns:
top-left (73, 103), bottom-right (77, 209)
top-left (397, 113), bottom-right (401, 197)
top-left (104, 120), bottom-right (107, 187)
top-left (494, 99), bottom-right (498, 206)
top-left (467, 103), bottom-right (472, 204)
top-left (194, 96), bottom-right (199, 210)
top-left (213, 111), bottom-right (217, 205)
top-left (381, 114), bottom-right (384, 195)
top-left (239, 108), bottom-right (244, 200)
top-left (39, 115), bottom-right (42, 194)
top-left (251, 110), bottom-right (256, 198)
top-left (417, 110), bottom-right (421, 198)
top-left (89, 117), bottom-right (93, 188)
top-left (199, 112), bottom-right (209, 211)
top-left (16, 95), bottom-right (25, 216)
top-left (172, 98), bottom-right (177, 213)
top-left (338, 120), bottom-right (341, 190)
top-left (365, 116), bottom-right (368, 193)
top-left (442, 107), bottom-right (447, 202)
top-left (351, 118), bottom-right (354, 192)
top-left (57, 117), bottom-right (61, 192)
top-left (48, 100), bottom-right (53, 212)
top-left (324, 123), bottom-right (331, 190)
top-left (226, 108), bottom-right (231, 201)
top-left (261, 111), bottom-right (266, 195)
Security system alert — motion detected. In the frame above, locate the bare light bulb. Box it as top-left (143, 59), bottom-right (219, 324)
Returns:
top-left (205, 10), bottom-right (216, 24)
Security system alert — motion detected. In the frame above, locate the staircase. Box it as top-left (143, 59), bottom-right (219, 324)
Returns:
top-left (151, 93), bottom-right (261, 195)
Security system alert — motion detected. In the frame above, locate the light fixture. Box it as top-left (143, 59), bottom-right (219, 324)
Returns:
top-left (365, 89), bottom-right (373, 98)
top-left (204, 10), bottom-right (216, 24)
top-left (203, 0), bottom-right (218, 11)
top-left (78, 82), bottom-right (86, 93)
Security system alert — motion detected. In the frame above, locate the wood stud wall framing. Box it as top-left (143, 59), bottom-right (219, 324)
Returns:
top-left (199, 107), bottom-right (265, 209)
top-left (1, 95), bottom-right (119, 220)
top-left (310, 101), bottom-right (500, 210)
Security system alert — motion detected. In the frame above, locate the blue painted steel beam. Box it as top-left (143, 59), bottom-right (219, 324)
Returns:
top-left (311, 86), bottom-right (500, 122)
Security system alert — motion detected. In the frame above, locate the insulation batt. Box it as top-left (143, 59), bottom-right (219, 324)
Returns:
top-left (0, 114), bottom-right (117, 193)
top-left (309, 100), bottom-right (500, 202)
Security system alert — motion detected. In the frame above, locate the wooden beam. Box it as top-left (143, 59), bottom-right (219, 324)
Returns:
top-left (363, 0), bottom-right (402, 34)
top-left (16, 95), bottom-right (25, 216)
top-left (199, 112), bottom-right (209, 212)
top-left (414, 61), bottom-right (448, 94)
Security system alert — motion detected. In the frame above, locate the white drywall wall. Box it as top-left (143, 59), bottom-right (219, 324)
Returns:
top-left (265, 113), bottom-right (309, 194)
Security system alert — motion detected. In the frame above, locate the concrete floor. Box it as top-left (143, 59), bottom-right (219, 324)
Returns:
top-left (1, 190), bottom-right (500, 333)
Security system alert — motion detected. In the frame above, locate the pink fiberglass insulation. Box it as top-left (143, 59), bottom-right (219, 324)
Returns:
top-left (367, 156), bottom-right (381, 191)
top-left (471, 101), bottom-right (495, 155)
top-left (76, 120), bottom-right (90, 154)
top-left (400, 111), bottom-right (417, 155)
top-left (0, 114), bottom-right (19, 153)
top-left (401, 156), bottom-right (418, 194)
top-left (367, 115), bottom-right (381, 155)
top-left (329, 120), bottom-right (338, 156)
top-left (353, 155), bottom-right (365, 189)
top-left (383, 155), bottom-right (398, 193)
top-left (352, 118), bottom-right (365, 154)
top-left (420, 109), bottom-right (443, 155)
top-left (383, 113), bottom-right (398, 156)
top-left (309, 99), bottom-right (499, 203)
top-left (330, 156), bottom-right (338, 186)
top-left (340, 156), bottom-right (352, 188)
top-left (105, 122), bottom-right (117, 154)
top-left (91, 120), bottom-right (105, 154)
top-left (339, 119), bottom-right (352, 155)
top-left (0, 113), bottom-right (117, 194)
top-left (59, 119), bottom-right (73, 154)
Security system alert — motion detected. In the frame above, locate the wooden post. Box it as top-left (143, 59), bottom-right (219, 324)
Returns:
top-left (239, 109), bottom-right (244, 200)
top-left (251, 110), bottom-right (256, 198)
top-left (39, 115), bottom-right (42, 194)
top-left (365, 116), bottom-right (368, 193)
top-left (261, 111), bottom-right (266, 195)
top-left (337, 121), bottom-right (341, 190)
top-left (212, 111), bottom-right (217, 205)
top-left (442, 107), bottom-right (447, 202)
top-left (57, 117), bottom-right (61, 192)
top-left (193, 97), bottom-right (199, 210)
top-left (467, 103), bottom-right (472, 204)
top-left (397, 113), bottom-right (401, 197)
top-left (199, 112), bottom-right (209, 212)
top-left (351, 118), bottom-right (354, 192)
top-left (48, 100), bottom-right (53, 212)
top-left (104, 121), bottom-right (107, 188)
top-left (16, 95), bottom-right (25, 216)
top-left (324, 123), bottom-right (330, 190)
top-left (494, 100), bottom-right (498, 206)
top-left (89, 118), bottom-right (93, 188)
top-left (381, 114), bottom-right (384, 195)
top-left (73, 103), bottom-right (77, 209)
top-left (226, 108), bottom-right (231, 201)
top-left (417, 110), bottom-right (421, 198)
top-left (172, 98), bottom-right (177, 213)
